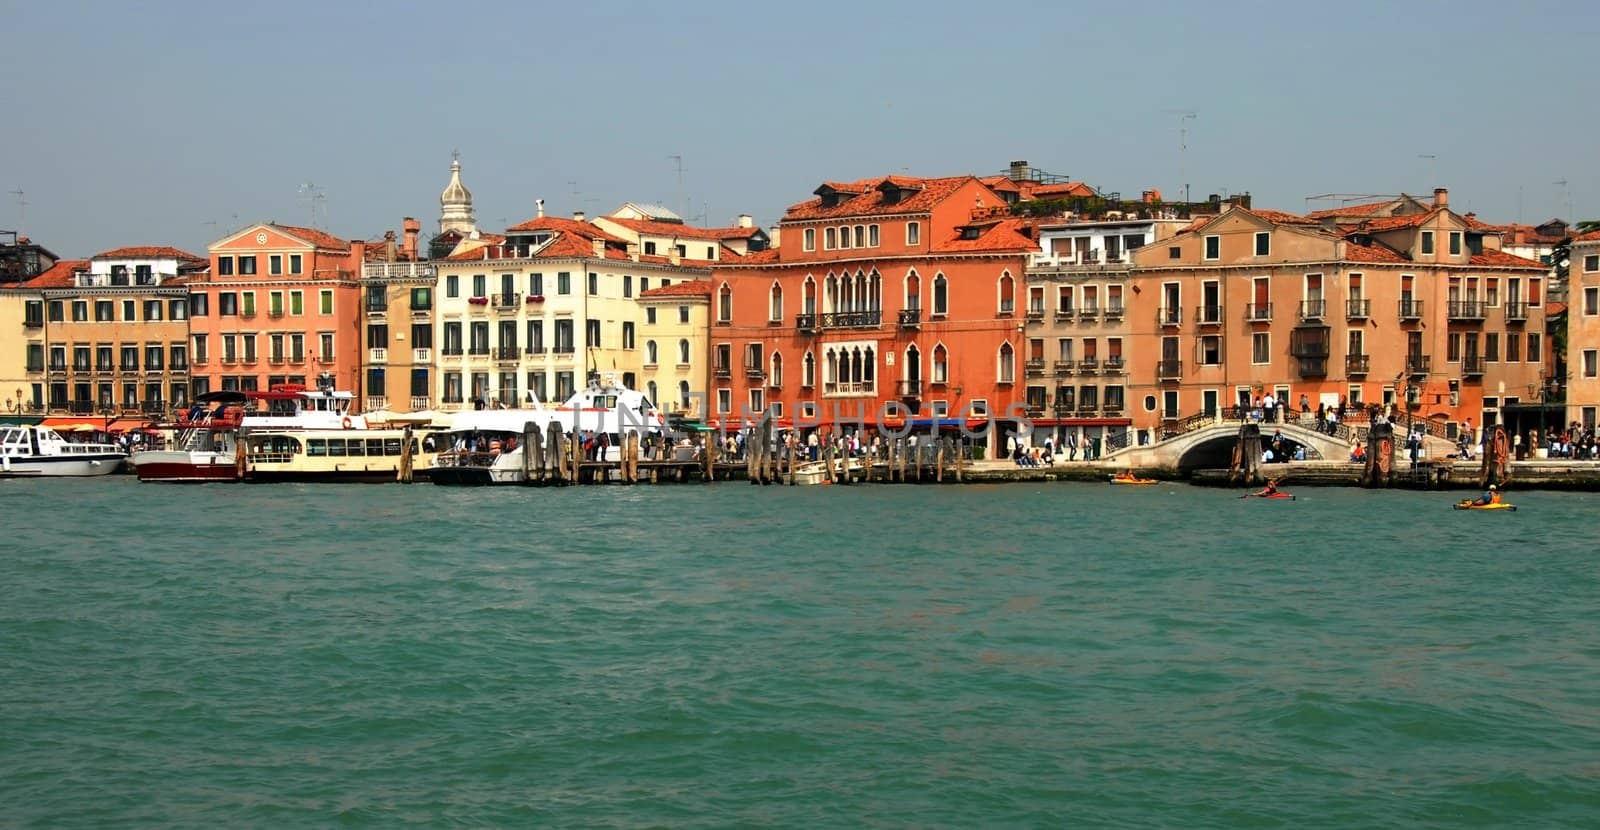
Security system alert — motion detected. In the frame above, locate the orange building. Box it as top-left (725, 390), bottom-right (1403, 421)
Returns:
top-left (710, 174), bottom-right (1037, 456)
top-left (190, 224), bottom-right (366, 399)
top-left (1124, 189), bottom-right (1547, 436)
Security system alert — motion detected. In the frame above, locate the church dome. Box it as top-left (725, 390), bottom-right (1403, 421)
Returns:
top-left (438, 153), bottom-right (476, 235)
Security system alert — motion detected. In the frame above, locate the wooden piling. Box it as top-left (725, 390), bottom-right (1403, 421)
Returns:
top-left (823, 434), bottom-right (836, 483)
top-left (397, 425), bottom-right (415, 483)
top-left (786, 440), bottom-right (797, 485)
top-left (935, 437), bottom-right (945, 483)
top-left (954, 438), bottom-right (964, 483)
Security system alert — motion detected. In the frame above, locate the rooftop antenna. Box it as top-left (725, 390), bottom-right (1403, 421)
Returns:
top-left (1418, 154), bottom-right (1437, 188)
top-left (298, 182), bottom-right (326, 228)
top-left (1167, 110), bottom-right (1196, 203)
top-left (8, 188), bottom-right (25, 235)
top-left (668, 154), bottom-right (686, 218)
top-left (1555, 179), bottom-right (1573, 221)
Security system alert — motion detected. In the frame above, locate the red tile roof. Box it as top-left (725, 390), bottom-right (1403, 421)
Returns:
top-left (271, 224), bottom-right (351, 251)
top-left (1245, 208), bottom-right (1319, 226)
top-left (505, 216), bottom-right (624, 241)
top-left (1575, 229), bottom-right (1600, 242)
top-left (1358, 210), bottom-right (1439, 232)
top-left (1468, 249), bottom-right (1547, 269)
top-left (935, 219), bottom-right (1037, 253)
top-left (638, 279), bottom-right (713, 298)
top-left (22, 259), bottom-right (89, 288)
top-left (784, 175), bottom-right (975, 220)
top-left (1306, 200), bottom-right (1397, 219)
top-left (604, 216), bottom-right (761, 241)
top-left (978, 175), bottom-right (1021, 193)
top-left (93, 245), bottom-right (204, 261)
top-left (1340, 242), bottom-right (1409, 263)
top-left (1023, 181), bottom-right (1098, 199)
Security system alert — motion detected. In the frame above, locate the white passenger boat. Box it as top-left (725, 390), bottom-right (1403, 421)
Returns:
top-left (0, 424), bottom-right (128, 477)
top-left (128, 391), bottom-right (245, 482)
top-left (430, 375), bottom-right (667, 486)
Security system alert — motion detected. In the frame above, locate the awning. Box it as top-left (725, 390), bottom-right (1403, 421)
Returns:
top-left (39, 418), bottom-right (101, 430)
top-left (1027, 417), bottom-right (1134, 427)
top-left (0, 415), bottom-right (45, 426)
top-left (105, 418), bottom-right (151, 433)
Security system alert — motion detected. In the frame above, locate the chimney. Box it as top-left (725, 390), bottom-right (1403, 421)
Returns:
top-left (768, 226), bottom-right (781, 247)
top-left (1465, 211), bottom-right (1476, 223)
top-left (384, 230), bottom-right (397, 263)
top-left (402, 217), bottom-right (419, 260)
top-left (627, 242), bottom-right (640, 262)
top-left (592, 237), bottom-right (605, 257)
top-left (573, 210), bottom-right (586, 221)
top-left (1142, 189), bottom-right (1161, 203)
top-left (1009, 160), bottom-right (1029, 181)
top-left (1433, 187), bottom-right (1448, 208)
top-left (737, 214), bottom-right (753, 228)
top-left (669, 247), bottom-right (681, 266)
top-left (536, 199), bottom-right (545, 219)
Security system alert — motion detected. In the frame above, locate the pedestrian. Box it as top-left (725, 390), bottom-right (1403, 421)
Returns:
top-left (1299, 393), bottom-right (1310, 415)
top-left (1263, 390), bottom-right (1278, 423)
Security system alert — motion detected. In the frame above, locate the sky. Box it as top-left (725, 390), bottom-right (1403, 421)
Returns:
top-left (2, 0), bottom-right (1597, 258)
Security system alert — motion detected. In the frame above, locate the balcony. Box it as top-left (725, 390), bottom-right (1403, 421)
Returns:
top-left (1296, 357), bottom-right (1327, 377)
top-left (1157, 359), bottom-right (1182, 380)
top-left (1299, 299), bottom-right (1326, 321)
top-left (1399, 299), bottom-right (1424, 320)
top-left (364, 301), bottom-right (387, 316)
top-left (795, 313), bottom-right (818, 331)
top-left (823, 380), bottom-right (876, 396)
top-left (467, 347), bottom-right (489, 357)
top-left (365, 396), bottom-right (387, 412)
top-left (1504, 301), bottom-right (1528, 323)
top-left (897, 308), bottom-right (922, 328)
top-left (1078, 357), bottom-right (1100, 374)
top-left (1345, 354), bottom-right (1370, 375)
top-left (552, 345), bottom-right (576, 355)
top-left (410, 303), bottom-right (433, 319)
top-left (1157, 307), bottom-right (1181, 327)
top-left (1053, 359), bottom-right (1074, 375)
top-left (1025, 358), bottom-right (1046, 376)
top-left (413, 347), bottom-right (432, 362)
top-left (1463, 355), bottom-right (1485, 376)
top-left (1102, 304), bottom-right (1124, 321)
top-left (1102, 400), bottom-right (1124, 416)
top-left (1103, 356), bottom-right (1125, 373)
top-left (1194, 305), bottom-right (1224, 326)
top-left (369, 347), bottom-right (388, 363)
top-left (441, 347), bottom-right (464, 358)
top-left (1245, 302), bottom-right (1273, 323)
top-left (1447, 300), bottom-right (1485, 321)
top-left (524, 345), bottom-right (547, 356)
top-left (1346, 299), bottom-right (1370, 319)
top-left (1077, 401), bottom-right (1100, 415)
top-left (1027, 251), bottom-right (1130, 269)
top-left (410, 396), bottom-right (432, 411)
top-left (494, 346), bottom-right (520, 362)
top-left (897, 379), bottom-right (922, 398)
top-left (491, 293), bottom-right (521, 312)
top-left (820, 310), bottom-right (882, 328)
top-left (119, 363), bottom-right (139, 376)
top-left (1026, 305), bottom-right (1046, 321)
top-left (714, 365), bottom-right (732, 379)
top-left (1053, 401), bottom-right (1076, 417)
top-left (1406, 354), bottom-right (1431, 376)
top-left (1078, 306), bottom-right (1101, 322)
top-left (744, 364), bottom-right (765, 379)
top-left (1055, 307), bottom-right (1075, 321)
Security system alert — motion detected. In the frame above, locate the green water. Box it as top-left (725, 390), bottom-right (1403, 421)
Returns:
top-left (3, 479), bottom-right (1599, 827)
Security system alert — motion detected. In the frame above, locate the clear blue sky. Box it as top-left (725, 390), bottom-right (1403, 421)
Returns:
top-left (2, 0), bottom-right (1596, 257)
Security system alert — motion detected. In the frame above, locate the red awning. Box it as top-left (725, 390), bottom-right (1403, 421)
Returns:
top-left (39, 418), bottom-right (100, 430)
top-left (105, 418), bottom-right (151, 433)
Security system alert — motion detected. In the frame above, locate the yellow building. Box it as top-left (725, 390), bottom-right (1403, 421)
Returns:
top-left (637, 279), bottom-right (712, 418)
top-left (360, 218), bottom-right (438, 414)
top-left (1568, 230), bottom-right (1600, 428)
top-left (26, 247), bottom-right (204, 421)
top-left (0, 278), bottom-right (48, 418)
top-left (435, 213), bottom-right (713, 408)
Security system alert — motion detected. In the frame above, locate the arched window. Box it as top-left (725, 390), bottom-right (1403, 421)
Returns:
top-left (678, 380), bottom-right (691, 409)
top-left (647, 380), bottom-right (658, 404)
top-left (803, 350), bottom-right (815, 387)
top-left (717, 283), bottom-right (732, 322)
top-left (933, 273), bottom-right (948, 316)
top-left (825, 273), bottom-right (838, 314)
top-left (998, 272), bottom-right (1015, 315)
top-left (998, 342), bottom-right (1015, 383)
top-left (769, 282), bottom-right (783, 322)
top-left (863, 347), bottom-right (875, 389)
top-left (825, 349), bottom-right (838, 389)
top-left (933, 343), bottom-right (948, 384)
top-left (770, 352), bottom-right (783, 388)
top-left (802, 276), bottom-right (817, 315)
top-left (678, 339), bottom-right (690, 364)
top-left (646, 340), bottom-right (658, 365)
top-left (905, 270), bottom-right (921, 311)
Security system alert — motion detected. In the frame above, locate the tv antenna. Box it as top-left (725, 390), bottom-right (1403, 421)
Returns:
top-left (1418, 154), bottom-right (1437, 188)
top-left (1555, 179), bottom-right (1574, 221)
top-left (298, 182), bottom-right (326, 227)
top-left (1166, 110), bottom-right (1196, 202)
top-left (668, 154), bottom-right (687, 217)
top-left (8, 188), bottom-right (25, 234)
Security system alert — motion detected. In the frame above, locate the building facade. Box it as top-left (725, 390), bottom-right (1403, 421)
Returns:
top-left (191, 224), bottom-right (366, 400)
top-left (636, 279), bottom-right (712, 419)
top-left (360, 218), bottom-right (437, 413)
top-left (1567, 230), bottom-right (1600, 428)
top-left (1125, 189), bottom-right (1547, 436)
top-left (23, 248), bottom-right (201, 420)
top-left (710, 175), bottom-right (1036, 456)
top-left (434, 214), bottom-right (713, 409)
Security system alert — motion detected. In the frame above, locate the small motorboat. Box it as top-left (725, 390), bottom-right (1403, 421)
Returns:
top-left (1453, 499), bottom-right (1516, 511)
top-left (1109, 475), bottom-right (1158, 486)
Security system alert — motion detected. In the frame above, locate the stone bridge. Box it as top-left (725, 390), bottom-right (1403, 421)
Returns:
top-left (1103, 416), bottom-right (1357, 475)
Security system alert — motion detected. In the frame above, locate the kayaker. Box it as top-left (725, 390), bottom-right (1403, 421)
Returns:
top-left (1473, 484), bottom-right (1499, 506)
top-left (1115, 470), bottom-right (1136, 481)
top-left (1255, 478), bottom-right (1280, 497)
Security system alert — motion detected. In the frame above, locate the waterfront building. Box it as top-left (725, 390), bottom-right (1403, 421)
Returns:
top-left (1, 262), bottom-right (59, 417)
top-left (359, 218), bottom-right (438, 414)
top-left (1023, 189), bottom-right (1221, 450)
top-left (191, 224), bottom-right (367, 401)
top-left (1125, 188), bottom-right (1548, 436)
top-left (434, 211), bottom-right (714, 409)
top-left (636, 279), bottom-right (712, 419)
top-left (710, 174), bottom-right (1037, 456)
top-left (1567, 229), bottom-right (1600, 428)
top-left (0, 231), bottom-right (59, 286)
top-left (22, 248), bottom-right (203, 421)
top-left (593, 204), bottom-right (770, 262)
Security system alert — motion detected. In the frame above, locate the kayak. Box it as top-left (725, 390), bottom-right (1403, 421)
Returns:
top-left (1453, 500), bottom-right (1516, 511)
top-left (1110, 477), bottom-right (1159, 486)
top-left (1243, 492), bottom-right (1296, 500)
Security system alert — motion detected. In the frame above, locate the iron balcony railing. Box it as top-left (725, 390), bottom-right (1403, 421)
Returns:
top-left (1104, 356), bottom-right (1125, 372)
top-left (1406, 354), bottom-right (1431, 375)
top-left (1399, 299), bottom-right (1424, 319)
top-left (1346, 299), bottom-right (1370, 319)
top-left (896, 380), bottom-right (922, 397)
top-left (1245, 302), bottom-right (1272, 322)
top-left (1078, 357), bottom-right (1100, 373)
top-left (1157, 307), bottom-right (1181, 326)
top-left (795, 313), bottom-right (817, 330)
top-left (1504, 301), bottom-right (1528, 321)
top-left (1447, 300), bottom-right (1485, 320)
top-left (898, 308), bottom-right (921, 327)
top-left (494, 346), bottom-right (520, 361)
top-left (1157, 359), bottom-right (1182, 379)
top-left (1025, 358), bottom-right (1046, 375)
top-left (1300, 299), bottom-right (1326, 320)
top-left (1345, 354), bottom-right (1370, 374)
top-left (1102, 304), bottom-right (1125, 320)
top-left (820, 310), bottom-right (882, 328)
top-left (1054, 359), bottom-right (1074, 374)
top-left (1463, 355), bottom-right (1485, 375)
top-left (1194, 305), bottom-right (1224, 325)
